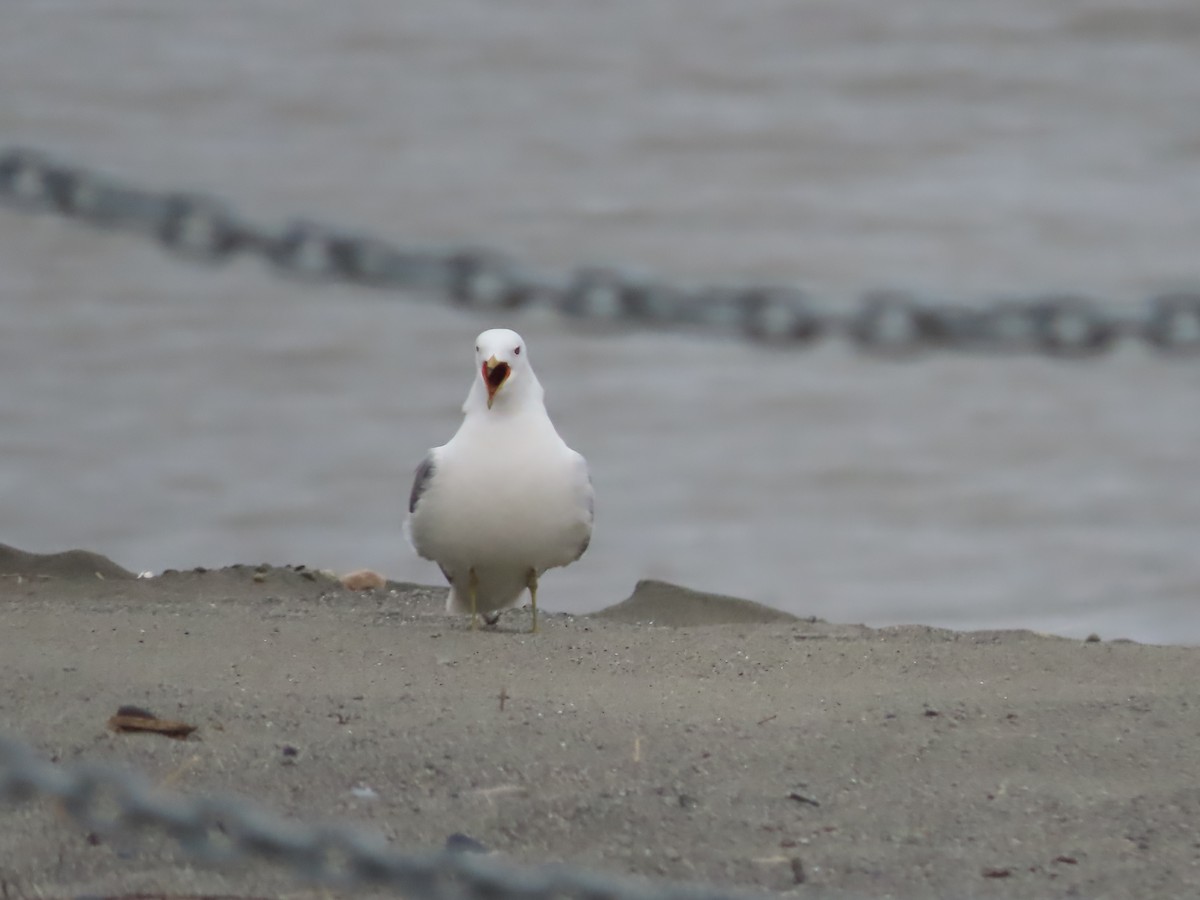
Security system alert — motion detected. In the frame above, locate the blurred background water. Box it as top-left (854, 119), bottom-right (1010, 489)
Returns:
top-left (2, 0), bottom-right (1199, 643)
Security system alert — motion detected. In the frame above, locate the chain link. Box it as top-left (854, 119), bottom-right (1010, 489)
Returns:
top-left (1, 731), bottom-right (763, 900)
top-left (3, 146), bottom-right (1199, 356)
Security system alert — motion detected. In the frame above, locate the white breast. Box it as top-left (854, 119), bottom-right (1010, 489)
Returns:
top-left (409, 411), bottom-right (592, 574)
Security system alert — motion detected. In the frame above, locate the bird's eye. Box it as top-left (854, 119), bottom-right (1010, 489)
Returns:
top-left (514, 346), bottom-right (521, 355)
top-left (475, 346), bottom-right (479, 352)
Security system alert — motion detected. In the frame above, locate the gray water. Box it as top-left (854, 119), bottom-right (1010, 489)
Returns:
top-left (3, 0), bottom-right (1199, 643)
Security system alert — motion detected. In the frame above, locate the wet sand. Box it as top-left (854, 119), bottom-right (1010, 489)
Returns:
top-left (1, 544), bottom-right (1198, 899)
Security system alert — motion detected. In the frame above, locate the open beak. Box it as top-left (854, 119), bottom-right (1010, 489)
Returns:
top-left (483, 356), bottom-right (511, 408)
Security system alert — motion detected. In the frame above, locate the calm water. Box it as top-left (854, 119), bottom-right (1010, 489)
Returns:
top-left (2, 0), bottom-right (1199, 643)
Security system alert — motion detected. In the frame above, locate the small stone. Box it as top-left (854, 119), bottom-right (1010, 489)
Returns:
top-left (790, 857), bottom-right (806, 884)
top-left (445, 833), bottom-right (489, 854)
top-left (252, 572), bottom-right (266, 583)
top-left (341, 569), bottom-right (387, 591)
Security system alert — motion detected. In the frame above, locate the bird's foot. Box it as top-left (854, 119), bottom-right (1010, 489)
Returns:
top-left (469, 568), bottom-right (479, 631)
top-left (526, 568), bottom-right (539, 635)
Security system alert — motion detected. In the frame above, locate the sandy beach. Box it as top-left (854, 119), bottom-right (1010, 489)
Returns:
top-left (1, 544), bottom-right (1197, 900)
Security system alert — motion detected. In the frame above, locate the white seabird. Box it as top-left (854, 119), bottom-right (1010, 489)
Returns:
top-left (405, 328), bottom-right (594, 632)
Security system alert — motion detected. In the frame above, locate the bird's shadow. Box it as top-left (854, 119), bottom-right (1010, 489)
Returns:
top-left (450, 606), bottom-right (565, 635)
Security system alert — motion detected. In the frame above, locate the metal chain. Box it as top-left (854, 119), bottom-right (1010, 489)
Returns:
top-left (3, 146), bottom-right (1199, 356)
top-left (0, 731), bottom-right (753, 900)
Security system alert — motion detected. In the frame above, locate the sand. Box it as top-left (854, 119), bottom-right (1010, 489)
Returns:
top-left (1, 543), bottom-right (1198, 900)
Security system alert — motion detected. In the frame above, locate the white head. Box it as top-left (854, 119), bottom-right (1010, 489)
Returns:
top-left (471, 328), bottom-right (542, 411)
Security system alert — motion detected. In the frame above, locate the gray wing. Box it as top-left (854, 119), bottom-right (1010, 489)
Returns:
top-left (408, 452), bottom-right (437, 514)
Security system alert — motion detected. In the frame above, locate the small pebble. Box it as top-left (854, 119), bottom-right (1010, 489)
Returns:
top-left (445, 833), bottom-right (489, 854)
top-left (787, 791), bottom-right (820, 807)
top-left (790, 857), bottom-right (806, 884)
top-left (341, 569), bottom-right (387, 591)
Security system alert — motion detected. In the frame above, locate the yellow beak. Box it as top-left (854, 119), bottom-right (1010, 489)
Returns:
top-left (484, 355), bottom-right (510, 409)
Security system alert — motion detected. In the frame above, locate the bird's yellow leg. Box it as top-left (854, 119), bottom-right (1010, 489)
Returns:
top-left (469, 568), bottom-right (479, 631)
top-left (526, 568), bottom-right (539, 634)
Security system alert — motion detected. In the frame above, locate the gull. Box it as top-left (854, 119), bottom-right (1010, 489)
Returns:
top-left (405, 328), bottom-right (593, 632)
